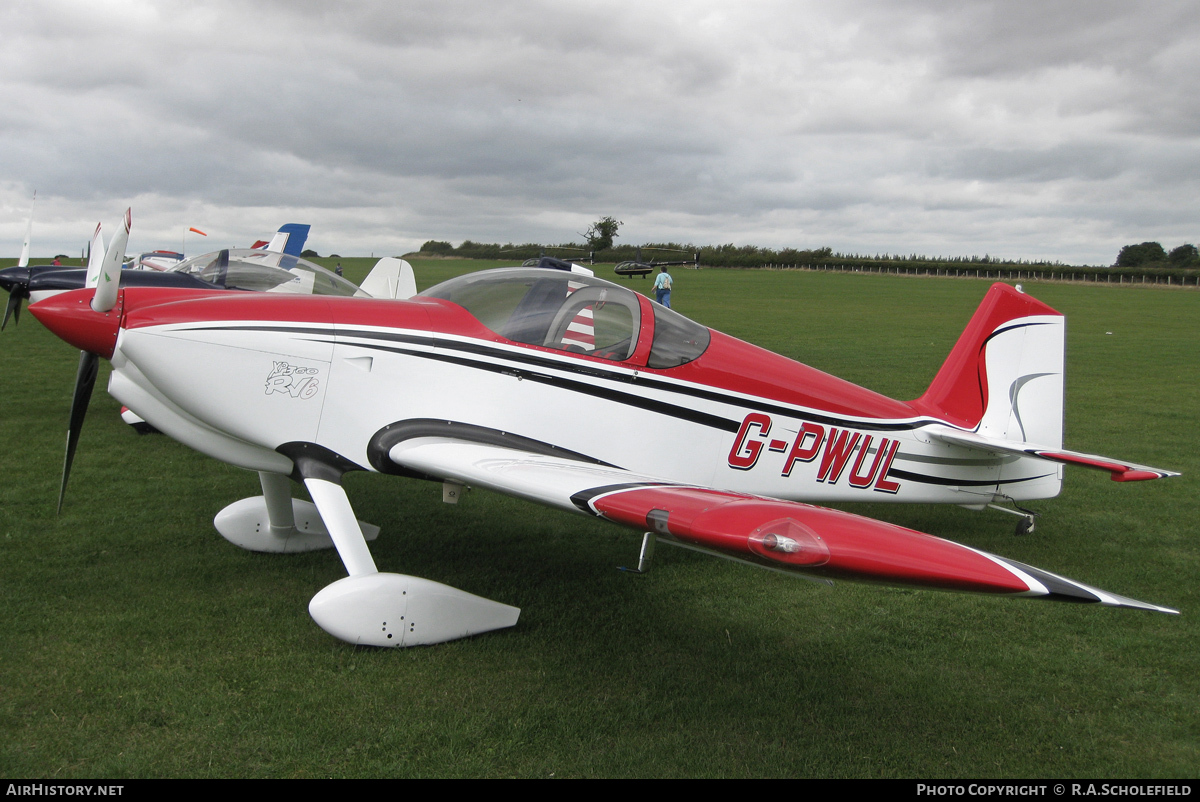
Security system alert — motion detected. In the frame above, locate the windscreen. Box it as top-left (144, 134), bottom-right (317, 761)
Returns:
top-left (421, 268), bottom-right (643, 361)
top-left (170, 249), bottom-right (365, 296)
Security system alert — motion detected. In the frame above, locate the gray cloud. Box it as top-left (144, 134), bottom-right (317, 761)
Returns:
top-left (1, 1), bottom-right (1198, 265)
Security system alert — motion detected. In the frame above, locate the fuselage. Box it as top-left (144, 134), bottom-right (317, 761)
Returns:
top-left (78, 271), bottom-right (1059, 509)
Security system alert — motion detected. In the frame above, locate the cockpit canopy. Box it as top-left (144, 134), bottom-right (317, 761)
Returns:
top-left (419, 268), bottom-right (710, 367)
top-left (170, 249), bottom-right (364, 297)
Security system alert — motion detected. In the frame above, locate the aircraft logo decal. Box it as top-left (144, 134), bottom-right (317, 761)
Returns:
top-left (265, 361), bottom-right (320, 399)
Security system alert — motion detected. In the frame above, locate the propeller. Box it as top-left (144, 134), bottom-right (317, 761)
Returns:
top-left (59, 350), bottom-right (100, 513)
top-left (58, 208), bottom-right (130, 512)
top-left (0, 263), bottom-right (38, 330)
top-left (1, 284), bottom-right (21, 330)
top-left (1, 221), bottom-right (107, 331)
top-left (3, 192), bottom-right (36, 328)
top-left (92, 209), bottom-right (128, 313)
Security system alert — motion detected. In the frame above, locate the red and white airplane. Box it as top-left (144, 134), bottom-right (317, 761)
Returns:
top-left (29, 213), bottom-right (1180, 647)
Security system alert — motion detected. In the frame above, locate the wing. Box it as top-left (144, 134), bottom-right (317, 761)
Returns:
top-left (388, 436), bottom-right (1176, 614)
top-left (927, 424), bottom-right (1179, 482)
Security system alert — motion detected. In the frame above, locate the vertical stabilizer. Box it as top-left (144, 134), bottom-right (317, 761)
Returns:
top-left (265, 223), bottom-right (311, 257)
top-left (913, 283), bottom-right (1065, 450)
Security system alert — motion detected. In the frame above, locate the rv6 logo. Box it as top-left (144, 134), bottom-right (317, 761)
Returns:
top-left (265, 361), bottom-right (320, 399)
top-left (727, 412), bottom-right (900, 493)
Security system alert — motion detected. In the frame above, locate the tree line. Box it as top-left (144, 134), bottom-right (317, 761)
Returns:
top-left (1116, 242), bottom-right (1199, 268)
top-left (419, 237), bottom-right (1196, 274)
top-left (415, 212), bottom-right (1197, 282)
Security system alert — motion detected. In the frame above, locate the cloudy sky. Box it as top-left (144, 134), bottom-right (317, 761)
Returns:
top-left (1, 0), bottom-right (1197, 265)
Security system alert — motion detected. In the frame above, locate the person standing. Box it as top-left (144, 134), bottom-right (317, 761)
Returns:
top-left (653, 266), bottom-right (673, 307)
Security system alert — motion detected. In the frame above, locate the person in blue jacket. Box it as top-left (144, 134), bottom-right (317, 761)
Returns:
top-left (653, 266), bottom-right (673, 307)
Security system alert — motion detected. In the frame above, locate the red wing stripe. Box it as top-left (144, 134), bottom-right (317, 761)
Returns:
top-left (589, 486), bottom-right (1032, 594)
top-left (583, 484), bottom-right (1175, 612)
top-left (1034, 451), bottom-right (1173, 481)
top-left (1035, 451), bottom-right (1129, 473)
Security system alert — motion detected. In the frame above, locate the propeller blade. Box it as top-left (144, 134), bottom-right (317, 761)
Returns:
top-left (85, 222), bottom-right (105, 288)
top-left (214, 249), bottom-right (230, 287)
top-left (2, 291), bottom-right (19, 330)
top-left (0, 265), bottom-right (32, 329)
top-left (92, 208), bottom-right (130, 313)
top-left (18, 194), bottom-right (33, 268)
top-left (59, 350), bottom-right (99, 513)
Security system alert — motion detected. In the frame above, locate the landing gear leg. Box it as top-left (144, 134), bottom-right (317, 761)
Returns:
top-left (987, 501), bottom-right (1039, 537)
top-left (302, 475), bottom-right (520, 647)
top-left (212, 470), bottom-right (379, 553)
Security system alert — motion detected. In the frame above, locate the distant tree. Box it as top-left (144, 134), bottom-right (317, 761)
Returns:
top-left (301, 249), bottom-right (320, 258)
top-left (421, 240), bottom-right (453, 254)
top-left (1115, 242), bottom-right (1167, 267)
top-left (1168, 244), bottom-right (1199, 266)
top-left (582, 216), bottom-right (622, 251)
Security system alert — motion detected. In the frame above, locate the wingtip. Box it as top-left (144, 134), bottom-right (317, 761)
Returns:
top-left (996, 556), bottom-right (1178, 614)
top-left (1111, 468), bottom-right (1181, 482)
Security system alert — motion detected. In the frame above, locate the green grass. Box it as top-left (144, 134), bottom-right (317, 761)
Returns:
top-left (1, 265), bottom-right (1197, 777)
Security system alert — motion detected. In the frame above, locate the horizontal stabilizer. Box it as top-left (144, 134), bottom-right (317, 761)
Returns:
top-left (927, 425), bottom-right (1179, 482)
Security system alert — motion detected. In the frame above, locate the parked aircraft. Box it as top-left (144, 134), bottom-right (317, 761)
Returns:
top-left (615, 247), bottom-right (699, 278)
top-left (26, 212), bottom-right (1179, 647)
top-left (2, 223), bottom-right (315, 326)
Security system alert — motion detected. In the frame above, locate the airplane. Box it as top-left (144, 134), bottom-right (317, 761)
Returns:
top-left (1, 223), bottom-right (320, 327)
top-left (124, 222), bottom-right (311, 271)
top-left (3, 215), bottom-right (415, 431)
top-left (26, 211), bottom-right (1179, 648)
top-left (126, 249), bottom-right (187, 271)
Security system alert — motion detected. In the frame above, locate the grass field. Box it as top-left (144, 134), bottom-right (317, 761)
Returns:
top-left (1, 261), bottom-right (1196, 778)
